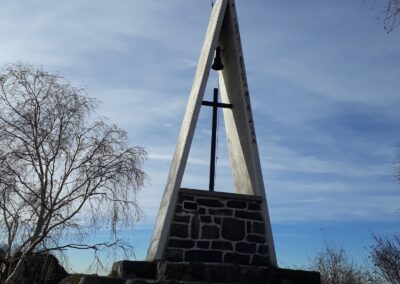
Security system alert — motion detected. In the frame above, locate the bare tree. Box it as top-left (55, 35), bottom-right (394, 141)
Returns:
top-left (384, 0), bottom-right (400, 32)
top-left (310, 243), bottom-right (383, 284)
top-left (370, 234), bottom-right (400, 284)
top-left (0, 64), bottom-right (147, 283)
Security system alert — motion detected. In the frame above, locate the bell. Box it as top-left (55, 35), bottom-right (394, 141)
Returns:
top-left (211, 46), bottom-right (224, 71)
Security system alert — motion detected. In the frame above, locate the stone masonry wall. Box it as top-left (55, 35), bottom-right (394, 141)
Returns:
top-left (163, 188), bottom-right (271, 266)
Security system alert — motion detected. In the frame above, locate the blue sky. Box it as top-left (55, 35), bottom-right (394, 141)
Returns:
top-left (1, 0), bottom-right (400, 273)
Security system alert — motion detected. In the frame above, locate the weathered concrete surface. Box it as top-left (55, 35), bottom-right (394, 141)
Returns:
top-left (146, 0), bottom-right (229, 262)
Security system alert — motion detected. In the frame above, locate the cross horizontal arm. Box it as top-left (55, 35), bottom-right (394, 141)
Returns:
top-left (201, 101), bottom-right (233, 108)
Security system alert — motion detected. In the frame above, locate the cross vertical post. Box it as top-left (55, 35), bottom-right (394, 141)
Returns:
top-left (202, 88), bottom-right (233, 191)
top-left (209, 88), bottom-right (218, 192)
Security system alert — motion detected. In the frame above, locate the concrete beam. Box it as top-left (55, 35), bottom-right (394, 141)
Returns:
top-left (146, 0), bottom-right (229, 261)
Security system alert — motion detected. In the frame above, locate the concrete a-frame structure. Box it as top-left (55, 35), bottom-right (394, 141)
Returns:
top-left (147, 0), bottom-right (277, 267)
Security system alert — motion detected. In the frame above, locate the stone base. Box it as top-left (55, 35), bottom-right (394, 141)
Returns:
top-left (163, 188), bottom-right (273, 266)
top-left (79, 261), bottom-right (320, 284)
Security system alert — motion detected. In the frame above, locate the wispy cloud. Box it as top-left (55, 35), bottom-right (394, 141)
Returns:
top-left (1, 0), bottom-right (400, 238)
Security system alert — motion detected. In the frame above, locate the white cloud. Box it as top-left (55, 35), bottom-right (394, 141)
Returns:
top-left (1, 0), bottom-right (400, 227)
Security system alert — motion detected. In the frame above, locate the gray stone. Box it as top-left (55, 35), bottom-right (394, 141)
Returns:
top-left (221, 217), bottom-right (245, 241)
top-left (170, 224), bottom-right (188, 238)
top-left (200, 215), bottom-right (212, 223)
top-left (183, 201), bottom-right (197, 211)
top-left (112, 260), bottom-right (157, 279)
top-left (196, 241), bottom-right (210, 249)
top-left (236, 242), bottom-right (256, 253)
top-left (247, 234), bottom-right (266, 244)
top-left (235, 210), bottom-right (263, 221)
top-left (209, 208), bottom-right (233, 216)
top-left (240, 265), bottom-right (270, 283)
top-left (164, 248), bottom-right (184, 262)
top-left (79, 275), bottom-right (125, 284)
top-left (248, 202), bottom-right (261, 210)
top-left (258, 244), bottom-right (269, 255)
top-left (246, 221), bottom-right (252, 233)
top-left (167, 239), bottom-right (195, 249)
top-left (178, 195), bottom-right (194, 204)
top-left (252, 254), bottom-right (270, 266)
top-left (224, 252), bottom-right (250, 265)
top-left (185, 250), bottom-right (222, 263)
top-left (201, 225), bottom-right (220, 239)
top-left (204, 264), bottom-right (229, 282)
top-left (159, 262), bottom-right (207, 282)
top-left (157, 262), bottom-right (187, 281)
top-left (173, 215), bottom-right (190, 223)
top-left (197, 198), bottom-right (224, 207)
top-left (175, 204), bottom-right (183, 213)
top-left (252, 221), bottom-right (266, 234)
top-left (199, 207), bottom-right (206, 214)
top-left (108, 260), bottom-right (321, 284)
top-left (214, 217), bottom-right (221, 224)
top-left (191, 215), bottom-right (200, 239)
top-left (211, 241), bottom-right (233, 250)
top-left (227, 200), bottom-right (247, 208)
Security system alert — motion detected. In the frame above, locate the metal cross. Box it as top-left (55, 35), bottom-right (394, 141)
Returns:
top-left (202, 88), bottom-right (233, 191)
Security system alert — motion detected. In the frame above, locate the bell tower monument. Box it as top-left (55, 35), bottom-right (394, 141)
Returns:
top-left (146, 0), bottom-right (277, 266)
top-left (80, 1), bottom-right (322, 282)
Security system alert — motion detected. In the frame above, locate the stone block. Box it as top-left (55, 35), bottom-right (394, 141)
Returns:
top-left (112, 260), bottom-right (157, 279)
top-left (164, 248), bottom-right (184, 262)
top-left (247, 234), bottom-right (266, 244)
top-left (209, 208), bottom-right (233, 216)
top-left (227, 200), bottom-right (247, 208)
top-left (239, 265), bottom-right (270, 283)
top-left (167, 239), bottom-right (195, 249)
top-left (252, 221), bottom-right (266, 234)
top-left (252, 254), bottom-right (270, 266)
top-left (173, 215), bottom-right (190, 223)
top-left (79, 275), bottom-right (125, 284)
top-left (236, 242), bottom-right (256, 254)
top-left (200, 216), bottom-right (212, 223)
top-left (258, 244), bottom-right (268, 255)
top-left (246, 221), bottom-right (252, 233)
top-left (204, 264), bottom-right (229, 282)
top-left (199, 207), bottom-right (206, 214)
top-left (235, 210), bottom-right (263, 221)
top-left (196, 241), bottom-right (210, 249)
top-left (170, 224), bottom-right (188, 238)
top-left (157, 262), bottom-right (186, 281)
top-left (224, 252), bottom-right (250, 265)
top-left (211, 241), bottom-right (233, 250)
top-left (214, 217), bottom-right (221, 224)
top-left (110, 261), bottom-right (321, 284)
top-left (223, 264), bottom-right (241, 282)
top-left (201, 225), bottom-right (220, 239)
top-left (248, 202), bottom-right (261, 210)
top-left (183, 201), bottom-right (197, 211)
top-left (185, 250), bottom-right (222, 263)
top-left (175, 204), bottom-right (183, 213)
top-left (185, 262), bottom-right (206, 282)
top-left (197, 198), bottom-right (224, 207)
top-left (221, 217), bottom-right (245, 241)
top-left (191, 215), bottom-right (200, 239)
top-left (178, 195), bottom-right (194, 204)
